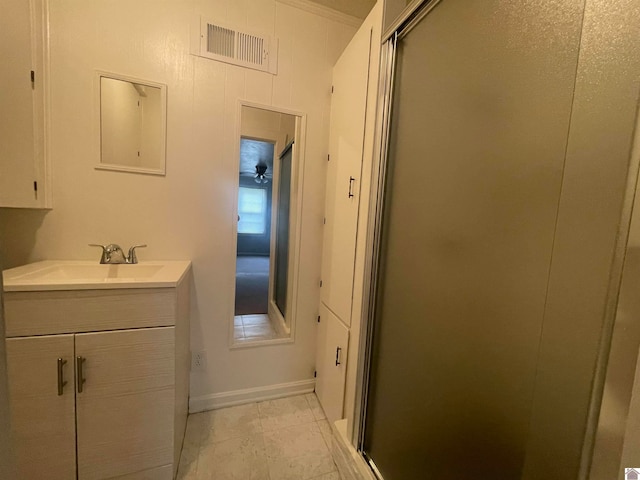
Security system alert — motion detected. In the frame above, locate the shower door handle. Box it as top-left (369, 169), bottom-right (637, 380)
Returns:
top-left (335, 347), bottom-right (342, 366)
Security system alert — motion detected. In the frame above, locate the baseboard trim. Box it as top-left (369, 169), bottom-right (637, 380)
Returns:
top-left (189, 378), bottom-right (315, 412)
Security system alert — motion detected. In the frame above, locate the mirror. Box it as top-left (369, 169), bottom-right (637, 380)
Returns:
top-left (95, 71), bottom-right (167, 175)
top-left (231, 103), bottom-right (304, 347)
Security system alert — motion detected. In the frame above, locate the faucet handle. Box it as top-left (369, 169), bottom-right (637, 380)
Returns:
top-left (89, 244), bottom-right (109, 264)
top-left (127, 244), bottom-right (147, 264)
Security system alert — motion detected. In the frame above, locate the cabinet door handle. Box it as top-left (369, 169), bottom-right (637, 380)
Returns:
top-left (57, 358), bottom-right (67, 396)
top-left (348, 177), bottom-right (355, 198)
top-left (335, 346), bottom-right (342, 366)
top-left (76, 356), bottom-right (86, 393)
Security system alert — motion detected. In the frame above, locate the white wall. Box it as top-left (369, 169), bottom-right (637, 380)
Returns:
top-left (140, 86), bottom-right (163, 170)
top-left (240, 106), bottom-right (294, 152)
top-left (0, 0), bottom-right (357, 405)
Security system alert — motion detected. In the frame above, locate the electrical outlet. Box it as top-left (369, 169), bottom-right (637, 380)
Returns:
top-left (191, 351), bottom-right (207, 371)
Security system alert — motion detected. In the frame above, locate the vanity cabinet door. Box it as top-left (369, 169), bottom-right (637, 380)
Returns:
top-left (6, 335), bottom-right (76, 480)
top-left (75, 327), bottom-right (175, 480)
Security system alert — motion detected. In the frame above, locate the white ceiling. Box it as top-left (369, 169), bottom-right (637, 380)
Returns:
top-left (307, 0), bottom-right (376, 19)
top-left (239, 138), bottom-right (274, 178)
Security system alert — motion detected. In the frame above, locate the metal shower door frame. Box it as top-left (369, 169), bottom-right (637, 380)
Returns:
top-left (352, 0), bottom-right (444, 477)
top-left (351, 0), bottom-right (640, 478)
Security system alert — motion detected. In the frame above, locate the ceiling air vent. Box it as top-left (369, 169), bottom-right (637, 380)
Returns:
top-left (196, 18), bottom-right (278, 74)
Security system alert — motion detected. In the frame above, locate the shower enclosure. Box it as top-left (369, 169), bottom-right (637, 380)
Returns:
top-left (356, 0), bottom-right (640, 479)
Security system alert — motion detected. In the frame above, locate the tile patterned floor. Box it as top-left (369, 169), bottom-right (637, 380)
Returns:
top-left (177, 393), bottom-right (341, 480)
top-left (234, 314), bottom-right (284, 343)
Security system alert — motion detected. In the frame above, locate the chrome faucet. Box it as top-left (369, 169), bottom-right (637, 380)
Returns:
top-left (89, 244), bottom-right (147, 264)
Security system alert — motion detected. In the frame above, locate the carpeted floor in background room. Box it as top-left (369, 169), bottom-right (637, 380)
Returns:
top-left (235, 255), bottom-right (269, 315)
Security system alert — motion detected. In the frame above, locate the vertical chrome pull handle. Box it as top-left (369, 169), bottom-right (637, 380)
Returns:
top-left (335, 346), bottom-right (342, 366)
top-left (57, 358), bottom-right (67, 396)
top-left (76, 356), bottom-right (86, 393)
top-left (348, 177), bottom-right (355, 198)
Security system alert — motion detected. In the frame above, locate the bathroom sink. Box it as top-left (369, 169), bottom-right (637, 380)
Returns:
top-left (13, 263), bottom-right (163, 281)
top-left (3, 260), bottom-right (191, 291)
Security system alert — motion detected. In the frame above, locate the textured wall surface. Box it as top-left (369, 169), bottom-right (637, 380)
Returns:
top-left (0, 0), bottom-right (356, 402)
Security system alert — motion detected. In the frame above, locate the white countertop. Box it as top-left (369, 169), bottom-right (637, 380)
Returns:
top-left (2, 260), bottom-right (192, 292)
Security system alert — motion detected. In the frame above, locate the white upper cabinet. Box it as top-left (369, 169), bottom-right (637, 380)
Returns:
top-left (0, 0), bottom-right (50, 208)
top-left (320, 22), bottom-right (373, 327)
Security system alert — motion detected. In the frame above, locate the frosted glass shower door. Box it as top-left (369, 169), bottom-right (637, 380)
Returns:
top-left (274, 143), bottom-right (292, 318)
top-left (362, 0), bottom-right (586, 478)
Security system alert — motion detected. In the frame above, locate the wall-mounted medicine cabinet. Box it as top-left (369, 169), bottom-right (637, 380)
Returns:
top-left (95, 71), bottom-right (167, 176)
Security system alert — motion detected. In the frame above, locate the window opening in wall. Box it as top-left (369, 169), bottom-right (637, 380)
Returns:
top-left (238, 186), bottom-right (268, 235)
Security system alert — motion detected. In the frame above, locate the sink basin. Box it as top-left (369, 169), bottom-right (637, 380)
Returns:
top-left (13, 264), bottom-right (164, 281)
top-left (3, 260), bottom-right (191, 291)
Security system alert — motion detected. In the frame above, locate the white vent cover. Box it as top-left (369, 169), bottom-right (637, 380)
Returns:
top-left (196, 17), bottom-right (278, 74)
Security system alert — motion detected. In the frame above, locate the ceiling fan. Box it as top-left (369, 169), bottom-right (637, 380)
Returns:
top-left (254, 162), bottom-right (269, 184)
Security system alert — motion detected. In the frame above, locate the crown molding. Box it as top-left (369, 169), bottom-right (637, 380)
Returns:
top-left (277, 0), bottom-right (363, 28)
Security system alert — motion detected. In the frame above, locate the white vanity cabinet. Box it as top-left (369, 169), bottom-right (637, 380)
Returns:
top-left (7, 329), bottom-right (176, 480)
top-left (3, 264), bottom-right (191, 480)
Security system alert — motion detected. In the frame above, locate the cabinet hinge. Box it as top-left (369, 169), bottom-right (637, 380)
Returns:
top-left (314, 370), bottom-right (317, 378)
top-left (30, 70), bottom-right (35, 88)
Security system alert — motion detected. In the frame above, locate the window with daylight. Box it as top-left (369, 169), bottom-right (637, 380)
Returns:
top-left (238, 186), bottom-right (267, 234)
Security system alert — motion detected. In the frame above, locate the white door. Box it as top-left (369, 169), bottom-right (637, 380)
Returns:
top-left (6, 335), bottom-right (76, 480)
top-left (75, 327), bottom-right (175, 480)
top-left (321, 23), bottom-right (373, 326)
top-left (315, 303), bottom-right (350, 423)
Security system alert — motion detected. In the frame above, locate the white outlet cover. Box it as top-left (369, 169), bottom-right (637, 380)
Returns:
top-left (192, 351), bottom-right (207, 370)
